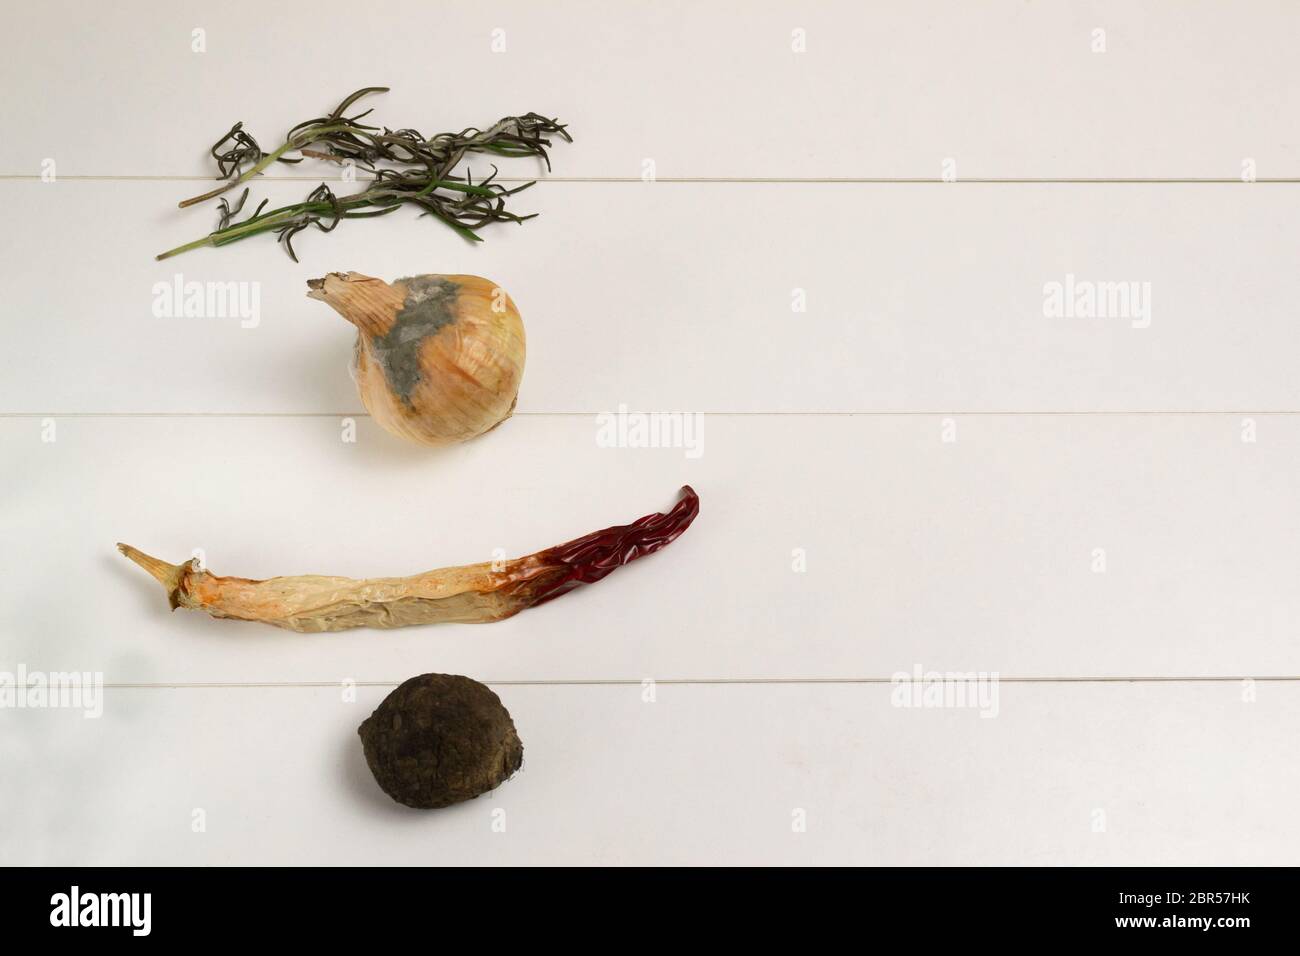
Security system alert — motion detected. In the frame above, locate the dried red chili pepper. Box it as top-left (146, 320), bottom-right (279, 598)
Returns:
top-left (117, 487), bottom-right (699, 632)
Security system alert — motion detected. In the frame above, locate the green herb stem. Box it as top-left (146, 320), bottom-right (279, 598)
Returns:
top-left (177, 123), bottom-right (354, 208)
top-left (162, 87), bottom-right (571, 260)
top-left (156, 179), bottom-right (509, 260)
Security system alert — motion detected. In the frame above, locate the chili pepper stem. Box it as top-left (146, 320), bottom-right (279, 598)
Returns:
top-left (116, 544), bottom-right (187, 609)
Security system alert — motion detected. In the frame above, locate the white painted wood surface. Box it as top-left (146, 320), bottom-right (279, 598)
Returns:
top-left (5, 414), bottom-right (1300, 683)
top-left (2, 0), bottom-right (1298, 865)
top-left (4, 181), bottom-right (1300, 414)
top-left (4, 682), bottom-right (1296, 866)
top-left (5, 1), bottom-right (1299, 180)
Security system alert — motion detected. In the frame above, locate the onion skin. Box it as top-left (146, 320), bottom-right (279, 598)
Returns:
top-left (307, 271), bottom-right (525, 447)
top-left (117, 486), bottom-right (699, 633)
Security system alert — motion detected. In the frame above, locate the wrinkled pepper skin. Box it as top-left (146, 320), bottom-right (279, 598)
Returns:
top-left (118, 486), bottom-right (699, 633)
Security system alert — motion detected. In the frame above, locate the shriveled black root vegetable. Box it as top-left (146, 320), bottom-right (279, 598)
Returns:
top-left (358, 674), bottom-right (523, 810)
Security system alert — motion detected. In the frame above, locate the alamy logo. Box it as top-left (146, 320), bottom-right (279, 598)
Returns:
top-left (0, 665), bottom-right (102, 718)
top-left (50, 886), bottom-right (151, 936)
top-left (890, 665), bottom-right (1000, 718)
top-left (152, 273), bottom-right (261, 328)
top-left (1042, 273), bottom-right (1151, 328)
top-left (595, 405), bottom-right (703, 459)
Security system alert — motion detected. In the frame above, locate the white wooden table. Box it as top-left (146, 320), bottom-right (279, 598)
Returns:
top-left (3, 0), bottom-right (1299, 865)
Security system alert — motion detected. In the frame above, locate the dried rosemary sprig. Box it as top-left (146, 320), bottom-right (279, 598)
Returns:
top-left (157, 87), bottom-right (571, 261)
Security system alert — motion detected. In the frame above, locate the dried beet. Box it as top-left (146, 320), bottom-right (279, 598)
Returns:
top-left (358, 674), bottom-right (523, 809)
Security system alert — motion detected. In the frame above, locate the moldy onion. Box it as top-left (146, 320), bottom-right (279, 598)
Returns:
top-left (307, 271), bottom-right (524, 446)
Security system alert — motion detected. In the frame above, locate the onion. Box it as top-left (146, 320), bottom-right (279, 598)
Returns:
top-left (307, 271), bottom-right (525, 446)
